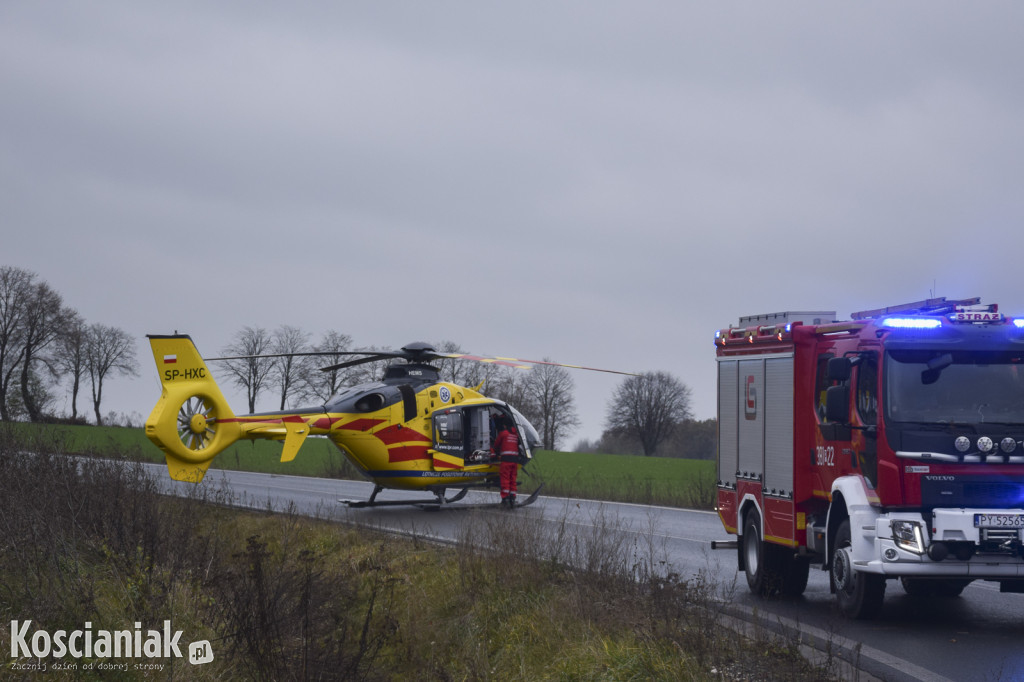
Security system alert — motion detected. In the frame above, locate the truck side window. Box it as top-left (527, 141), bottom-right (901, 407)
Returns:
top-left (856, 353), bottom-right (878, 423)
top-left (817, 352), bottom-right (851, 441)
top-left (815, 353), bottom-right (835, 422)
top-left (855, 353), bottom-right (879, 487)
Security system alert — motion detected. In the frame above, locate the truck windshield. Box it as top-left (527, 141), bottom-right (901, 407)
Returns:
top-left (886, 350), bottom-right (1024, 425)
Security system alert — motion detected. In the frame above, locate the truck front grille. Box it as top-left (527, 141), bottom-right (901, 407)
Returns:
top-left (980, 528), bottom-right (1021, 544)
top-left (921, 477), bottom-right (1024, 509)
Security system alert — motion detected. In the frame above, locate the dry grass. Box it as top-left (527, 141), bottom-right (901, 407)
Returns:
top-left (0, 423), bottom-right (836, 681)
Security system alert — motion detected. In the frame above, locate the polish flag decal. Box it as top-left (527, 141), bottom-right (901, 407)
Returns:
top-left (163, 355), bottom-right (177, 364)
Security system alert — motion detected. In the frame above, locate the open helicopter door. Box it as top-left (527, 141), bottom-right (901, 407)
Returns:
top-left (431, 406), bottom-right (493, 470)
top-left (431, 403), bottom-right (524, 470)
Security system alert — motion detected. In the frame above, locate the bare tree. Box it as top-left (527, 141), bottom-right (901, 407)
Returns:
top-left (524, 361), bottom-right (579, 450)
top-left (605, 371), bottom-right (693, 456)
top-left (0, 267), bottom-right (74, 422)
top-left (55, 312), bottom-right (88, 421)
top-left (358, 348), bottom-right (396, 383)
top-left (220, 326), bottom-right (274, 413)
top-left (270, 325), bottom-right (310, 410)
top-left (0, 266), bottom-right (34, 420)
top-left (19, 279), bottom-right (71, 421)
top-left (296, 330), bottom-right (355, 404)
top-left (429, 342), bottom-right (538, 417)
top-left (487, 366), bottom-right (540, 424)
top-left (433, 340), bottom-right (504, 389)
top-left (85, 323), bottom-right (139, 425)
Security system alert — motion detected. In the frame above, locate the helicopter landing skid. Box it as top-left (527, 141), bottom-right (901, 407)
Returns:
top-left (341, 484), bottom-right (545, 511)
top-left (340, 485), bottom-right (470, 509)
top-left (416, 483), bottom-right (545, 512)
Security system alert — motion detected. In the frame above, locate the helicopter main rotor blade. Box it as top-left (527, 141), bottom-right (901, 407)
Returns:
top-left (205, 349), bottom-right (404, 371)
top-left (205, 351), bottom-right (364, 362)
top-left (439, 354), bottom-right (532, 369)
top-left (510, 357), bottom-right (638, 376)
top-left (318, 353), bottom-right (407, 373)
top-left (205, 343), bottom-right (636, 376)
top-left (444, 353), bottom-right (637, 376)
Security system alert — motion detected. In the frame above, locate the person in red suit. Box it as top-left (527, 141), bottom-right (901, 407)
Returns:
top-left (492, 418), bottom-right (520, 509)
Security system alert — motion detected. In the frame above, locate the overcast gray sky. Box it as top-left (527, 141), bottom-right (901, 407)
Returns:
top-left (4, 2), bottom-right (1024, 445)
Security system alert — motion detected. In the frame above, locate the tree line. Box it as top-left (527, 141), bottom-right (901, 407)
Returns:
top-left (0, 266), bottom-right (138, 425)
top-left (577, 371), bottom-right (714, 459)
top-left (216, 327), bottom-right (585, 450)
top-left (219, 327), bottom-right (706, 456)
top-left (1, 264), bottom-right (710, 457)
top-left (578, 418), bottom-right (717, 460)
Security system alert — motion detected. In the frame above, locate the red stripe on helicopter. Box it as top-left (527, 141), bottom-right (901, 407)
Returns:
top-left (337, 418), bottom-right (386, 432)
top-left (312, 417), bottom-right (341, 430)
top-left (387, 444), bottom-right (430, 463)
top-left (374, 424), bottom-right (430, 446)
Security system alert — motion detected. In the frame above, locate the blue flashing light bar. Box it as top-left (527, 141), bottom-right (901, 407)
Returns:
top-left (880, 317), bottom-right (943, 329)
top-left (1014, 319), bottom-right (1024, 329)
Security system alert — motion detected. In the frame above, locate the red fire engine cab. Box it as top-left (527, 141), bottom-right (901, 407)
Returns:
top-left (714, 297), bottom-right (1024, 618)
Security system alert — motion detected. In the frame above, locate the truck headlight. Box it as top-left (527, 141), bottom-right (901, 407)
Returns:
top-left (891, 520), bottom-right (926, 554)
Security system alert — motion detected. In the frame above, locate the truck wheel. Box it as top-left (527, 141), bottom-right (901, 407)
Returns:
top-left (831, 519), bottom-right (886, 618)
top-left (743, 510), bottom-right (782, 596)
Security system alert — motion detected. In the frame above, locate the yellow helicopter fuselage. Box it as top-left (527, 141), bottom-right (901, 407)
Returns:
top-left (144, 335), bottom-right (534, 493)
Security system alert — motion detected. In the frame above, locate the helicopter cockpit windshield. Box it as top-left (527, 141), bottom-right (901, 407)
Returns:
top-left (509, 405), bottom-right (541, 450)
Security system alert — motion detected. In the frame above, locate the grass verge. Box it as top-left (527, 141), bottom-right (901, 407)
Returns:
top-left (0, 423), bottom-right (836, 681)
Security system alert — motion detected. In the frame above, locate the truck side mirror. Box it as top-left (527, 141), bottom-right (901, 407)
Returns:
top-left (825, 385), bottom-right (850, 423)
top-left (826, 357), bottom-right (852, 382)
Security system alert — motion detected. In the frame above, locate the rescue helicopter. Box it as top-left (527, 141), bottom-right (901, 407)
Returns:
top-left (144, 335), bottom-right (634, 509)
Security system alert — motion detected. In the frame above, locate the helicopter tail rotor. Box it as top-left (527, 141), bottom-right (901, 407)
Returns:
top-left (145, 335), bottom-right (240, 482)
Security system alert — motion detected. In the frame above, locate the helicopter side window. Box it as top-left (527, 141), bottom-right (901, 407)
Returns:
top-left (354, 393), bottom-right (386, 412)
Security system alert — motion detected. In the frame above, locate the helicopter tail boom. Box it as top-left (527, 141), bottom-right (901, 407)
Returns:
top-left (145, 334), bottom-right (240, 482)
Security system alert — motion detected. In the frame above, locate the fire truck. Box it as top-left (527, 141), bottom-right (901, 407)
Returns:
top-left (713, 297), bottom-right (1024, 618)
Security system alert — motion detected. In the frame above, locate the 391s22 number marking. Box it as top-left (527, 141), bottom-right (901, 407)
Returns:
top-left (816, 446), bottom-right (835, 467)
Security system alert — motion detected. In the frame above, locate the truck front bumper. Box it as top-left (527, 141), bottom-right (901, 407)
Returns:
top-left (855, 508), bottom-right (1024, 577)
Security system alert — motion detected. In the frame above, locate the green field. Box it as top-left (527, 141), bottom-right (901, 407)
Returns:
top-left (527, 450), bottom-right (715, 508)
top-left (15, 422), bottom-right (716, 509)
top-left (14, 422), bottom-right (359, 478)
